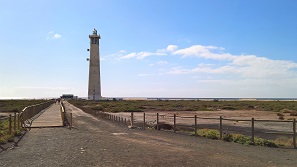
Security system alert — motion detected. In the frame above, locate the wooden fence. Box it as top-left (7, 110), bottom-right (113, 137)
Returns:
top-left (92, 111), bottom-right (296, 148)
top-left (60, 101), bottom-right (73, 129)
top-left (1, 100), bottom-right (54, 136)
top-left (94, 111), bottom-right (129, 126)
top-left (20, 100), bottom-right (54, 128)
top-left (0, 113), bottom-right (21, 136)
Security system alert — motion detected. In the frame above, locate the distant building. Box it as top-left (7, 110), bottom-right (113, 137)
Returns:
top-left (60, 94), bottom-right (77, 99)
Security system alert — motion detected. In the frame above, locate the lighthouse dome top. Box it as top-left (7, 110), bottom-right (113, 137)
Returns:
top-left (92, 28), bottom-right (97, 35)
top-left (89, 28), bottom-right (100, 39)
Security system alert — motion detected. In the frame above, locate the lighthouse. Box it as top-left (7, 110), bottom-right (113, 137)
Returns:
top-left (88, 28), bottom-right (101, 100)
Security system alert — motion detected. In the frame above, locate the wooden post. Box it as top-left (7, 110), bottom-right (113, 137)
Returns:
top-left (70, 113), bottom-right (73, 130)
top-left (125, 118), bottom-right (127, 125)
top-left (174, 114), bottom-right (176, 133)
top-left (293, 119), bottom-right (296, 149)
top-left (252, 118), bottom-right (255, 144)
top-left (9, 114), bottom-right (12, 135)
top-left (195, 115), bottom-right (197, 136)
top-left (17, 114), bottom-right (20, 130)
top-left (131, 112), bottom-right (134, 127)
top-left (219, 116), bottom-right (223, 139)
top-left (143, 113), bottom-right (146, 130)
top-left (13, 113), bottom-right (16, 132)
top-left (157, 113), bottom-right (159, 130)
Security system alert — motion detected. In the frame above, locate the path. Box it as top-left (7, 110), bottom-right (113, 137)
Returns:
top-left (30, 103), bottom-right (63, 128)
top-left (0, 102), bottom-right (296, 166)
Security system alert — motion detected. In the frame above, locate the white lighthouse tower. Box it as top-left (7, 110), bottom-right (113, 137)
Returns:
top-left (88, 28), bottom-right (101, 100)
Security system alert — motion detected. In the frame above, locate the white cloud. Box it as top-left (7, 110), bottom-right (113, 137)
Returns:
top-left (138, 73), bottom-right (155, 77)
top-left (161, 44), bottom-right (297, 80)
top-left (110, 44), bottom-right (297, 97)
top-left (173, 45), bottom-right (234, 60)
top-left (47, 31), bottom-right (62, 39)
top-left (53, 34), bottom-right (61, 39)
top-left (166, 45), bottom-right (178, 52)
top-left (157, 60), bottom-right (168, 65)
top-left (120, 51), bottom-right (166, 60)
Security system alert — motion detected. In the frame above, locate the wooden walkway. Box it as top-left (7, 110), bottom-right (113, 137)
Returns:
top-left (31, 103), bottom-right (63, 128)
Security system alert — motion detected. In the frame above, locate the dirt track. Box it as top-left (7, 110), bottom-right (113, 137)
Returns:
top-left (0, 102), bottom-right (297, 167)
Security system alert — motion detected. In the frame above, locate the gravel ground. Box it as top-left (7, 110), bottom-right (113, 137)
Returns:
top-left (0, 102), bottom-right (297, 167)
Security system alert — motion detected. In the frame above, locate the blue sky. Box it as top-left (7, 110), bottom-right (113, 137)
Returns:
top-left (1, 0), bottom-right (297, 99)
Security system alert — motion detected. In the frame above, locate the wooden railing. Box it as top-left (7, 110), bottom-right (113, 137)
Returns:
top-left (60, 101), bottom-right (73, 129)
top-left (0, 113), bottom-right (21, 136)
top-left (93, 111), bottom-right (129, 126)
top-left (20, 100), bottom-right (54, 128)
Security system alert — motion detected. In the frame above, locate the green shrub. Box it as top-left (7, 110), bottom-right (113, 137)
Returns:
top-left (231, 134), bottom-right (252, 145)
top-left (222, 133), bottom-right (233, 142)
top-left (254, 137), bottom-right (278, 148)
top-left (197, 129), bottom-right (220, 139)
top-left (195, 129), bottom-right (279, 148)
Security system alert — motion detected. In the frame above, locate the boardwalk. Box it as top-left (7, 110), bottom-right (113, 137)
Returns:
top-left (31, 103), bottom-right (63, 127)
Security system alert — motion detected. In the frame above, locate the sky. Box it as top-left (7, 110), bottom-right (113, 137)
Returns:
top-left (0, 0), bottom-right (297, 99)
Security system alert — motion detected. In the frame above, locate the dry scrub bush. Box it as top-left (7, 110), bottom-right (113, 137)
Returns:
top-left (290, 111), bottom-right (297, 116)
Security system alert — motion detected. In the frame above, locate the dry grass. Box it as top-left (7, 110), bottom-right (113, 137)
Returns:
top-left (274, 136), bottom-right (293, 147)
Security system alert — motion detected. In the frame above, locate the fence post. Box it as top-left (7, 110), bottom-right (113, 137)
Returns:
top-left (156, 113), bottom-right (159, 130)
top-left (125, 118), bottom-right (127, 125)
top-left (70, 113), bottom-right (73, 130)
top-left (143, 113), bottom-right (146, 129)
top-left (252, 118), bottom-right (255, 144)
top-left (174, 114), bottom-right (176, 133)
top-left (9, 114), bottom-right (12, 135)
top-left (17, 114), bottom-right (20, 130)
top-left (131, 112), bottom-right (134, 127)
top-left (14, 113), bottom-right (16, 132)
top-left (220, 116), bottom-right (223, 139)
top-left (293, 119), bottom-right (296, 149)
top-left (195, 115), bottom-right (197, 136)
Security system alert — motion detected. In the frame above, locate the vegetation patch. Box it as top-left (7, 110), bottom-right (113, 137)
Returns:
top-left (0, 117), bottom-right (23, 144)
top-left (0, 99), bottom-right (47, 113)
top-left (195, 129), bottom-right (279, 148)
top-left (69, 100), bottom-right (297, 113)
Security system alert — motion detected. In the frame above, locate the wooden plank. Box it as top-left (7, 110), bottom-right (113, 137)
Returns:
top-left (31, 104), bottom-right (63, 127)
